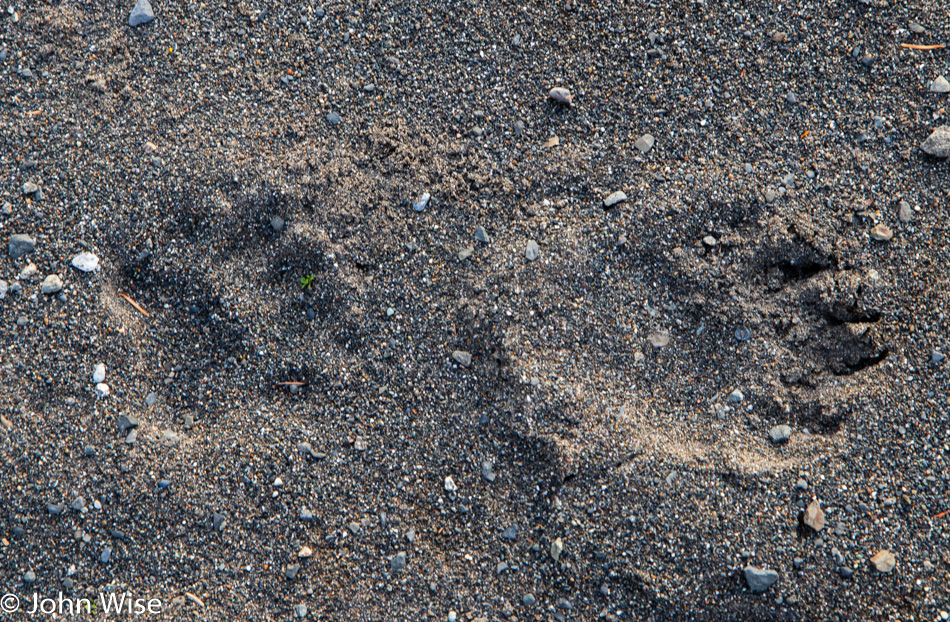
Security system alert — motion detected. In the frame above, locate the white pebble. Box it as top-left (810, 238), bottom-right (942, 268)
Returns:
top-left (92, 363), bottom-right (106, 384)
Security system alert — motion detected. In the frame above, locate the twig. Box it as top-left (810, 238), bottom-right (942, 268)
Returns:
top-left (118, 293), bottom-right (150, 317)
top-left (275, 381), bottom-right (307, 386)
top-left (900, 43), bottom-right (946, 50)
top-left (932, 509), bottom-right (949, 520)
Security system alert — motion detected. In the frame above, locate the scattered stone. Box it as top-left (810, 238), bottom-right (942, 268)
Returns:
top-left (648, 330), bottom-right (670, 348)
top-left (728, 389), bottom-right (744, 403)
top-left (0, 280), bottom-right (7, 299)
top-left (548, 87), bottom-right (573, 105)
top-left (501, 525), bottom-right (518, 541)
top-left (525, 240), bottom-right (540, 261)
top-left (270, 216), bottom-right (285, 231)
top-left (413, 192), bottom-right (430, 212)
top-left (769, 425), bottom-right (792, 444)
top-left (522, 594), bottom-right (536, 606)
top-left (8, 234), bottom-right (36, 259)
top-left (550, 537), bottom-right (564, 561)
top-left (803, 500), bottom-right (826, 531)
top-left (41, 274), bottom-right (63, 295)
top-left (794, 478), bottom-right (808, 492)
top-left (496, 561), bottom-right (508, 574)
top-left (910, 21), bottom-right (926, 34)
top-left (838, 566), bottom-right (854, 579)
top-left (786, 92), bottom-right (798, 104)
top-left (481, 461), bottom-right (495, 482)
top-left (298, 546), bottom-right (313, 558)
top-left (161, 430), bottom-right (180, 446)
top-left (71, 252), bottom-right (99, 272)
top-left (898, 200), bottom-right (913, 223)
top-left (294, 604), bottom-right (308, 618)
top-left (870, 224), bottom-right (893, 241)
top-left (47, 503), bottom-right (64, 515)
top-left (744, 566), bottom-right (779, 593)
top-left (870, 550), bottom-right (896, 573)
top-left (326, 112), bottom-right (341, 125)
top-left (285, 564), bottom-right (300, 580)
top-left (24, 570), bottom-right (36, 583)
top-left (603, 191), bottom-right (628, 208)
top-left (458, 247), bottom-right (474, 261)
top-left (391, 551), bottom-right (407, 570)
top-left (129, 0), bottom-right (154, 27)
top-left (93, 363), bottom-right (106, 384)
top-left (444, 476), bottom-right (458, 492)
top-left (22, 181), bottom-right (38, 195)
top-left (735, 327), bottom-right (752, 341)
top-left (95, 383), bottom-right (110, 397)
top-left (933, 350), bottom-right (946, 364)
top-left (212, 512), bottom-right (226, 531)
top-left (452, 350), bottom-right (472, 367)
top-left (100, 547), bottom-right (112, 563)
top-left (544, 136), bottom-right (560, 148)
top-left (117, 415), bottom-right (139, 435)
top-left (635, 134), bottom-right (655, 153)
top-left (921, 126), bottom-right (950, 158)
top-left (931, 76), bottom-right (950, 94)
top-left (473, 226), bottom-right (489, 243)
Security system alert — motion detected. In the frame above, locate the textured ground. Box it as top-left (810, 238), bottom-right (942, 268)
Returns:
top-left (1, 0), bottom-right (949, 620)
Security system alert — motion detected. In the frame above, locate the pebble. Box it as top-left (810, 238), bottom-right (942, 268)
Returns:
top-left (326, 112), bottom-right (341, 125)
top-left (41, 274), bottom-right (63, 295)
top-left (931, 76), bottom-right (950, 94)
top-left (910, 21), bottom-right (926, 34)
top-left (728, 389), bottom-right (744, 403)
top-left (648, 330), bottom-right (670, 348)
top-left (285, 564), bottom-right (300, 580)
top-left (635, 134), bottom-right (655, 153)
top-left (921, 126), bottom-right (950, 158)
top-left (501, 525), bottom-right (518, 541)
top-left (452, 350), bottom-right (472, 367)
top-left (412, 192), bottom-right (430, 212)
top-left (735, 327), bottom-right (752, 341)
top-left (212, 512), bottom-right (226, 531)
top-left (129, 0), bottom-right (154, 27)
top-left (794, 478), bottom-right (808, 491)
top-left (473, 226), bottom-right (489, 243)
top-left (744, 566), bottom-right (779, 593)
top-left (933, 350), bottom-right (946, 364)
top-left (769, 425), bottom-right (792, 444)
top-left (870, 550), bottom-right (896, 573)
top-left (786, 92), bottom-right (798, 104)
top-left (298, 546), bottom-right (313, 558)
top-left (603, 191), bottom-right (628, 208)
top-left (391, 551), bottom-right (407, 570)
top-left (0, 280), bottom-right (7, 298)
top-left (444, 475), bottom-right (458, 492)
top-left (93, 363), bottom-right (106, 384)
top-left (145, 392), bottom-right (158, 406)
top-left (481, 461), bottom-right (496, 482)
top-left (100, 547), bottom-right (112, 563)
top-left (294, 604), bottom-right (308, 618)
top-left (24, 570), bottom-right (36, 583)
top-left (870, 224), bottom-right (893, 241)
top-left (550, 537), bottom-right (564, 561)
top-left (803, 500), bottom-right (825, 531)
top-left (270, 216), bottom-right (285, 231)
top-left (458, 247), bottom-right (474, 261)
top-left (8, 233), bottom-right (36, 258)
top-left (838, 566), bottom-right (854, 579)
top-left (548, 87), bottom-right (573, 105)
top-left (525, 240), bottom-right (540, 261)
top-left (898, 200), bottom-right (913, 223)
top-left (71, 252), bottom-right (99, 272)
top-left (22, 181), bottom-right (38, 195)
top-left (447, 612), bottom-right (457, 622)
top-left (118, 415), bottom-right (139, 434)
top-left (522, 594), bottom-right (536, 606)
top-left (95, 383), bottom-right (110, 397)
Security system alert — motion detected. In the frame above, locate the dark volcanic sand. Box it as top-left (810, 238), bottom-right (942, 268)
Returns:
top-left (1, 1), bottom-right (949, 620)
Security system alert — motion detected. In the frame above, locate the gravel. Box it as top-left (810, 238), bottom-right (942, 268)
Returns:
top-left (1, 1), bottom-right (947, 620)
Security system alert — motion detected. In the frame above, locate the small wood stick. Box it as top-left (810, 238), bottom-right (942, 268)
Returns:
top-left (899, 43), bottom-right (946, 50)
top-left (118, 293), bottom-right (150, 316)
top-left (276, 381), bottom-right (307, 386)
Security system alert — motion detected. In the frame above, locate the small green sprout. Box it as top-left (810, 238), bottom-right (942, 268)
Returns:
top-left (300, 274), bottom-right (315, 290)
